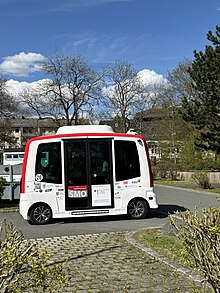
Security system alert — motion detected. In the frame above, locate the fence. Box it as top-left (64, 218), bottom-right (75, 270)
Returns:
top-left (178, 171), bottom-right (220, 184)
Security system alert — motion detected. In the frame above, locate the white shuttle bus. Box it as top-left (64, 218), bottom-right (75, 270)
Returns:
top-left (20, 125), bottom-right (158, 225)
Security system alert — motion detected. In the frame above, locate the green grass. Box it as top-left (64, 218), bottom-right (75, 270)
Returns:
top-left (154, 178), bottom-right (220, 194)
top-left (134, 228), bottom-right (190, 268)
top-left (212, 187), bottom-right (220, 194)
top-left (155, 178), bottom-right (192, 186)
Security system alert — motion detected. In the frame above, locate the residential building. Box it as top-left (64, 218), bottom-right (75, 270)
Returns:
top-left (9, 118), bottom-right (66, 148)
top-left (0, 118), bottom-right (87, 149)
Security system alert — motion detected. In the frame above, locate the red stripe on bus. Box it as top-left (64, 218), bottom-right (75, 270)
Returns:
top-left (20, 139), bottom-right (31, 194)
top-left (143, 140), bottom-right (154, 188)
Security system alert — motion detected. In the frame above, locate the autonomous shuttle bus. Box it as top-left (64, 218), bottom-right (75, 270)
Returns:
top-left (20, 125), bottom-right (158, 225)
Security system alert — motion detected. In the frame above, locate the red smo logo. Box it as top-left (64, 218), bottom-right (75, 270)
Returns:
top-left (68, 185), bottom-right (88, 198)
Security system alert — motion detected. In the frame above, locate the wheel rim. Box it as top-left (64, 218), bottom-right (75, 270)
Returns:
top-left (128, 201), bottom-right (145, 218)
top-left (33, 206), bottom-right (51, 223)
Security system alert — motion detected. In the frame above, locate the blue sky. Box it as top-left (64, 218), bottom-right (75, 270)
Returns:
top-left (0, 0), bottom-right (219, 83)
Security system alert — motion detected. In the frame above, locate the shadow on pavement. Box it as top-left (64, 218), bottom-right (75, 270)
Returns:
top-left (47, 204), bottom-right (187, 225)
top-left (150, 204), bottom-right (187, 219)
top-left (53, 214), bottom-right (129, 225)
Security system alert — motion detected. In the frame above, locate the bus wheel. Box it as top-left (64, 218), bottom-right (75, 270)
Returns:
top-left (128, 199), bottom-right (148, 219)
top-left (29, 204), bottom-right (52, 225)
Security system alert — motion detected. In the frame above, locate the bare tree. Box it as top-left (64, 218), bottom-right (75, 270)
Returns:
top-left (21, 55), bottom-right (105, 125)
top-left (102, 61), bottom-right (156, 133)
top-left (152, 61), bottom-right (195, 164)
top-left (0, 75), bottom-right (18, 117)
top-left (160, 59), bottom-right (196, 108)
top-left (0, 75), bottom-right (22, 147)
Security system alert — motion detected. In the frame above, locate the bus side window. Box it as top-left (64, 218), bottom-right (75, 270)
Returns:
top-left (115, 141), bottom-right (140, 181)
top-left (35, 142), bottom-right (62, 184)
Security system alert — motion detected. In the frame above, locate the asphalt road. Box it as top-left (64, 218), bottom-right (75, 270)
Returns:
top-left (0, 185), bottom-right (219, 239)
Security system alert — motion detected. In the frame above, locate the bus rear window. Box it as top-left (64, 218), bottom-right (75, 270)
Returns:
top-left (115, 140), bottom-right (140, 181)
top-left (35, 142), bottom-right (62, 184)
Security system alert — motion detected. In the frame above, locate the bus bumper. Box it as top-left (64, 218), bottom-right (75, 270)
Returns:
top-left (19, 199), bottom-right (30, 220)
top-left (147, 190), bottom-right (158, 209)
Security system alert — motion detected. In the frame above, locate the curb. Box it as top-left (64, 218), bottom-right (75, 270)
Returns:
top-left (126, 230), bottom-right (204, 284)
top-left (0, 208), bottom-right (19, 213)
top-left (155, 183), bottom-right (220, 197)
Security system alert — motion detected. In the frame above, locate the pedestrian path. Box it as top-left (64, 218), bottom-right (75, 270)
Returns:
top-left (35, 232), bottom-right (209, 293)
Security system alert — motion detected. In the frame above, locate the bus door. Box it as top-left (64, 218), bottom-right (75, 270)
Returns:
top-left (64, 139), bottom-right (114, 211)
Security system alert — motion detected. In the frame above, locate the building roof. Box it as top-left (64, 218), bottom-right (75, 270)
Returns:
top-left (9, 118), bottom-right (67, 128)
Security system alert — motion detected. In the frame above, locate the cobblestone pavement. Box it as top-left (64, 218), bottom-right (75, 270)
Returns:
top-left (35, 232), bottom-right (211, 293)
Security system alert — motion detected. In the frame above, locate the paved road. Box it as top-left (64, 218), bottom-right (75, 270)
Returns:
top-left (31, 232), bottom-right (206, 292)
top-left (156, 184), bottom-right (219, 211)
top-left (0, 185), bottom-right (219, 239)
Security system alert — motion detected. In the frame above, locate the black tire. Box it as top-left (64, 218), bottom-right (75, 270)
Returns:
top-left (128, 199), bottom-right (148, 219)
top-left (29, 204), bottom-right (52, 225)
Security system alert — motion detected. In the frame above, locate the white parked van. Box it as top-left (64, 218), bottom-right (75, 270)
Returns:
top-left (20, 125), bottom-right (158, 224)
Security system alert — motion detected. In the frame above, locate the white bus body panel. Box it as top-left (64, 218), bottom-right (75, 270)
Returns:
top-left (57, 125), bottom-right (114, 135)
top-left (20, 129), bottom-right (158, 221)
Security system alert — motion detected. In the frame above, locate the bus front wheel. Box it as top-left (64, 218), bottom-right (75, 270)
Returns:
top-left (29, 204), bottom-right (52, 225)
top-left (128, 199), bottom-right (148, 219)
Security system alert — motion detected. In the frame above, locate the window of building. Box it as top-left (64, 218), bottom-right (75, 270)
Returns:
top-left (151, 144), bottom-right (158, 155)
top-left (115, 140), bottom-right (140, 181)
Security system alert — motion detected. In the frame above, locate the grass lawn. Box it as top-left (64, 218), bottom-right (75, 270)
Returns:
top-left (134, 228), bottom-right (191, 268)
top-left (155, 178), bottom-right (220, 194)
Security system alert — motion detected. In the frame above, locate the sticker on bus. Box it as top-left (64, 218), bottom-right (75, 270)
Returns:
top-left (91, 184), bottom-right (111, 206)
top-left (68, 185), bottom-right (88, 198)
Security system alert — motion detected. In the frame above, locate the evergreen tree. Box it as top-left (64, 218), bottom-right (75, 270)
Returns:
top-left (181, 26), bottom-right (220, 154)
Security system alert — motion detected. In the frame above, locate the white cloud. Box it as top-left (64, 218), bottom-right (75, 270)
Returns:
top-left (5, 78), bottom-right (49, 97)
top-left (137, 69), bottom-right (167, 87)
top-left (102, 69), bottom-right (167, 99)
top-left (57, 0), bottom-right (132, 10)
top-left (60, 31), bottom-right (146, 66)
top-left (6, 69), bottom-right (167, 101)
top-left (82, 0), bottom-right (132, 4)
top-left (0, 52), bottom-right (46, 77)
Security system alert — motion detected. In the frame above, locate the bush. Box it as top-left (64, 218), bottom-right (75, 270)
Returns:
top-left (191, 171), bottom-right (211, 189)
top-left (170, 206), bottom-right (220, 293)
top-left (0, 220), bottom-right (69, 293)
top-left (153, 160), bottom-right (181, 180)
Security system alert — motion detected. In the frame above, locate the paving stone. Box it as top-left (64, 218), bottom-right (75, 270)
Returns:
top-left (33, 232), bottom-right (211, 293)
